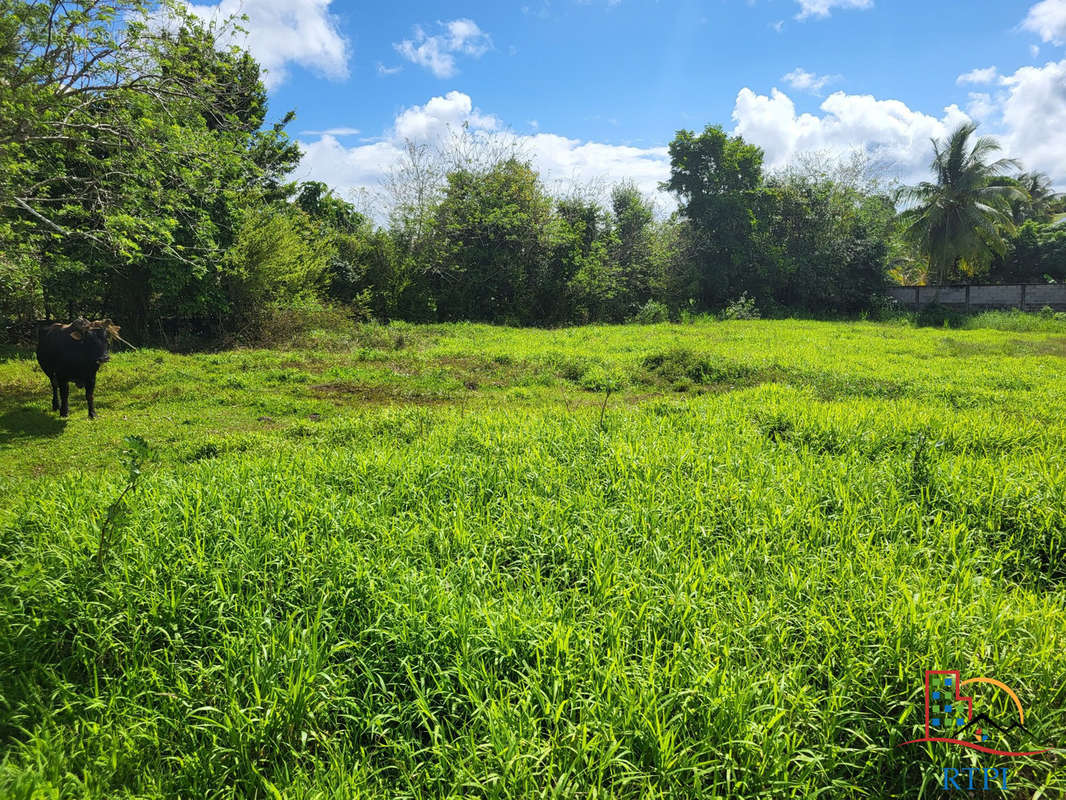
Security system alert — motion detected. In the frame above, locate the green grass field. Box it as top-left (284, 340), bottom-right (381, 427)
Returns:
top-left (1, 319), bottom-right (1065, 798)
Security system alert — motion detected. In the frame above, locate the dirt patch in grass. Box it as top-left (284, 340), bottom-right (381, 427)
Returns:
top-left (1035, 337), bottom-right (1066, 357)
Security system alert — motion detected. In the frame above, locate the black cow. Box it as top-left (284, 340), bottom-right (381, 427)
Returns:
top-left (36, 318), bottom-right (120, 419)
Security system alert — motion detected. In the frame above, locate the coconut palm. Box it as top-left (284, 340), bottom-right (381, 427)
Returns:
top-left (898, 122), bottom-right (1023, 284)
top-left (1015, 171), bottom-right (1060, 224)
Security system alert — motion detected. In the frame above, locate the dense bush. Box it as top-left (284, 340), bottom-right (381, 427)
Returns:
top-left (632, 300), bottom-right (670, 324)
top-left (990, 220), bottom-right (1066, 283)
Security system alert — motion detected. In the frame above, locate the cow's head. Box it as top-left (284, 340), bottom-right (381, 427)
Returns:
top-left (69, 318), bottom-right (120, 365)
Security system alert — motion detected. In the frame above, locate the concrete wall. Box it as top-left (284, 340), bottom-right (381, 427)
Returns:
top-left (886, 284), bottom-right (1066, 311)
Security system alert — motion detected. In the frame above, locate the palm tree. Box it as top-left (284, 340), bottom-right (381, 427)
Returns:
top-left (898, 123), bottom-right (1023, 284)
top-left (1014, 172), bottom-right (1060, 224)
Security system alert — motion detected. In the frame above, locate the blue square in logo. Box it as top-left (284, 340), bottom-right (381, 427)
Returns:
top-left (956, 718), bottom-right (964, 727)
top-left (945, 677), bottom-right (953, 687)
top-left (932, 692), bottom-right (940, 700)
top-left (944, 705), bottom-right (952, 713)
top-left (932, 718), bottom-right (941, 726)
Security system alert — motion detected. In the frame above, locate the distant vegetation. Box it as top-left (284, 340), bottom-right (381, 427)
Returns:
top-left (2, 1), bottom-right (1064, 342)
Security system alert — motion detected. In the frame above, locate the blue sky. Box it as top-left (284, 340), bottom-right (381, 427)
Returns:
top-left (186, 0), bottom-right (1066, 202)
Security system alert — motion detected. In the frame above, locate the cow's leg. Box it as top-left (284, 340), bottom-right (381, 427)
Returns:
top-left (49, 374), bottom-right (60, 412)
top-left (85, 374), bottom-right (97, 419)
top-left (59, 381), bottom-right (70, 418)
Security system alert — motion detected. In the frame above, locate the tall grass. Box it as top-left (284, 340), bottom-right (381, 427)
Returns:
top-left (1, 320), bottom-right (1064, 798)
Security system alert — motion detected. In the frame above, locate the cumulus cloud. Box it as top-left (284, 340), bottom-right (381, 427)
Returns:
top-left (731, 66), bottom-right (1066, 188)
top-left (294, 92), bottom-right (670, 215)
top-left (394, 19), bottom-right (492, 78)
top-left (782, 67), bottom-right (841, 95)
top-left (392, 91), bottom-right (499, 143)
top-left (1022, 0), bottom-right (1066, 45)
top-left (965, 92), bottom-right (999, 122)
top-left (794, 0), bottom-right (873, 20)
top-left (999, 60), bottom-right (1066, 184)
top-left (731, 88), bottom-right (970, 183)
top-left (184, 0), bottom-right (348, 89)
top-left (956, 66), bottom-right (999, 85)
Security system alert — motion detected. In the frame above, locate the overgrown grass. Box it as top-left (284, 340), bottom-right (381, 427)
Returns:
top-left (1, 320), bottom-right (1065, 798)
top-left (893, 305), bottom-right (1066, 333)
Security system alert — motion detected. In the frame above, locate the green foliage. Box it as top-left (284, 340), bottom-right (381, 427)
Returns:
top-left (991, 171), bottom-right (1062, 225)
top-left (549, 195), bottom-right (617, 324)
top-left (432, 158), bottom-right (553, 323)
top-left (991, 220), bottom-right (1066, 283)
top-left (632, 299), bottom-right (670, 324)
top-left (898, 123), bottom-right (1022, 284)
top-left (0, 1), bottom-right (300, 332)
top-left (222, 206), bottom-right (335, 329)
top-left (759, 166), bottom-right (889, 311)
top-left (663, 125), bottom-right (765, 307)
top-left (720, 292), bottom-right (761, 320)
top-left (295, 182), bottom-right (406, 319)
top-left (608, 182), bottom-right (660, 315)
top-left (95, 435), bottom-right (151, 569)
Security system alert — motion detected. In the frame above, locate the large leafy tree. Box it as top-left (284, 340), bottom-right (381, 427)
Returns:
top-left (609, 182), bottom-right (659, 316)
top-left (759, 171), bottom-right (888, 311)
top-left (296, 181), bottom-right (404, 319)
top-left (431, 158), bottom-right (552, 323)
top-left (662, 125), bottom-right (765, 307)
top-left (0, 0), bottom-right (300, 328)
top-left (898, 123), bottom-right (1022, 284)
top-left (547, 194), bottom-right (615, 324)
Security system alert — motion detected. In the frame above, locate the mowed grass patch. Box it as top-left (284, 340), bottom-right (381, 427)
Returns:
top-left (1, 321), bottom-right (1065, 798)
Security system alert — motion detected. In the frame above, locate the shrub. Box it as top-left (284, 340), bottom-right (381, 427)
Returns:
top-left (721, 292), bottom-right (760, 320)
top-left (641, 348), bottom-right (755, 384)
top-left (244, 301), bottom-right (355, 348)
top-left (632, 300), bottom-right (670, 324)
top-left (223, 206), bottom-right (335, 333)
top-left (915, 302), bottom-right (965, 328)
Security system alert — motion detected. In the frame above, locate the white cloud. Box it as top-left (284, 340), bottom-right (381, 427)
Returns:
top-left (392, 91), bottom-right (499, 143)
top-left (732, 68), bottom-right (1066, 188)
top-left (377, 63), bottom-right (402, 77)
top-left (794, 0), bottom-right (873, 20)
top-left (772, 20), bottom-right (785, 33)
top-left (184, 0), bottom-right (348, 89)
top-left (523, 135), bottom-right (669, 197)
top-left (999, 60), bottom-right (1066, 184)
top-left (294, 92), bottom-right (670, 215)
top-left (1022, 0), bottom-right (1066, 45)
top-left (297, 138), bottom-right (404, 198)
top-left (299, 127), bottom-right (359, 137)
top-left (782, 67), bottom-right (841, 94)
top-left (394, 18), bottom-right (492, 78)
top-left (965, 93), bottom-right (999, 122)
top-left (956, 66), bottom-right (999, 85)
top-left (731, 87), bottom-right (970, 183)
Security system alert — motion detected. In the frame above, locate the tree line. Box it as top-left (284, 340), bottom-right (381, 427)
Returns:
top-left (2, 1), bottom-right (1063, 340)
